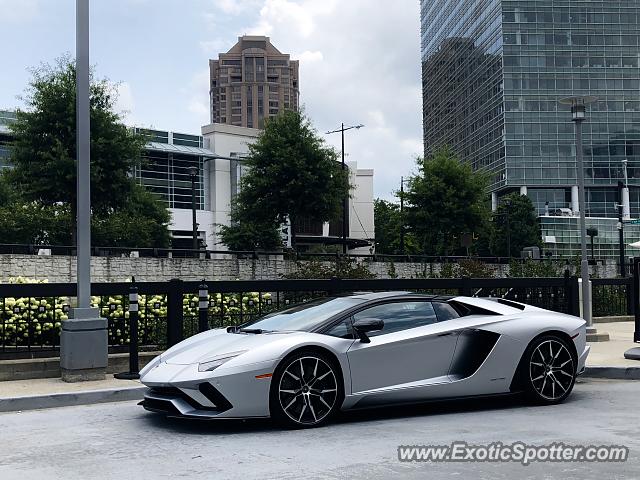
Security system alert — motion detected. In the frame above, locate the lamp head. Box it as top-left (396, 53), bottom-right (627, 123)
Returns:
top-left (559, 96), bottom-right (598, 122)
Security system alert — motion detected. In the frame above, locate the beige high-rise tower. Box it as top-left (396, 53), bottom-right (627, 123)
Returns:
top-left (209, 36), bottom-right (299, 129)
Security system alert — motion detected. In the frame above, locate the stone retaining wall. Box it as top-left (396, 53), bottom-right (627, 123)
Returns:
top-left (0, 254), bottom-right (620, 283)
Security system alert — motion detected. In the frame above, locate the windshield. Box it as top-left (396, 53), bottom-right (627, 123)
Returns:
top-left (241, 297), bottom-right (364, 332)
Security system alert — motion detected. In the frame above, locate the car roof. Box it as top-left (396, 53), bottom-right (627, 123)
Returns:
top-left (346, 291), bottom-right (452, 302)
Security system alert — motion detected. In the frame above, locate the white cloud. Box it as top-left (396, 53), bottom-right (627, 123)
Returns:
top-left (0, 0), bottom-right (38, 23)
top-left (186, 68), bottom-right (212, 126)
top-left (296, 50), bottom-right (323, 63)
top-left (249, 0), bottom-right (338, 37)
top-left (200, 39), bottom-right (230, 55)
top-left (199, 0), bottom-right (423, 200)
top-left (114, 82), bottom-right (135, 121)
top-left (217, 0), bottom-right (248, 15)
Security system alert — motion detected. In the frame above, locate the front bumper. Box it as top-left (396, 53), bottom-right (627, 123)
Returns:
top-left (139, 359), bottom-right (275, 419)
top-left (577, 344), bottom-right (590, 375)
top-left (140, 384), bottom-right (233, 419)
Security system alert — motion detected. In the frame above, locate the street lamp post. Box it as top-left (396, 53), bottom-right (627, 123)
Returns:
top-left (188, 165), bottom-right (199, 257)
top-left (618, 181), bottom-right (626, 277)
top-left (326, 123), bottom-right (364, 255)
top-left (586, 227), bottom-right (598, 263)
top-left (559, 96), bottom-right (598, 331)
top-left (399, 176), bottom-right (408, 255)
top-left (505, 199), bottom-right (512, 258)
top-left (60, 0), bottom-right (108, 382)
top-left (619, 158), bottom-right (631, 277)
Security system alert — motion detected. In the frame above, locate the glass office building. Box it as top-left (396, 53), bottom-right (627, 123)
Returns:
top-left (134, 128), bottom-right (206, 211)
top-left (421, 0), bottom-right (640, 258)
top-left (0, 111), bottom-right (16, 170)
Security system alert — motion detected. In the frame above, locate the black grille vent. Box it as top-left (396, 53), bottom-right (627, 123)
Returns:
top-left (199, 383), bottom-right (233, 412)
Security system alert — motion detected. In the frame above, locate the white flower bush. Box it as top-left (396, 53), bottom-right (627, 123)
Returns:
top-left (1, 277), bottom-right (273, 348)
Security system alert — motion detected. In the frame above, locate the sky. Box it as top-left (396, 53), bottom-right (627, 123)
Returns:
top-left (0, 0), bottom-right (423, 200)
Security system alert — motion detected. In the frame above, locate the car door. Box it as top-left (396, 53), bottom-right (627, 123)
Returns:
top-left (346, 300), bottom-right (459, 395)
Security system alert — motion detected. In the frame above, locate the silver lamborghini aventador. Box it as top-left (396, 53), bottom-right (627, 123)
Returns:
top-left (139, 292), bottom-right (590, 428)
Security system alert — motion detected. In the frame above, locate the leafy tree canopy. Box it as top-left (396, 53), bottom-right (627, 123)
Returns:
top-left (7, 57), bottom-right (146, 213)
top-left (491, 192), bottom-right (542, 257)
top-left (403, 146), bottom-right (490, 255)
top-left (219, 110), bottom-right (350, 250)
top-left (1, 56), bottom-right (170, 248)
top-left (217, 200), bottom-right (282, 251)
top-left (373, 198), bottom-right (419, 255)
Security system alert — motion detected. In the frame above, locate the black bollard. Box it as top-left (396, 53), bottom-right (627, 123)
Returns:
top-left (198, 281), bottom-right (209, 333)
top-left (115, 279), bottom-right (140, 380)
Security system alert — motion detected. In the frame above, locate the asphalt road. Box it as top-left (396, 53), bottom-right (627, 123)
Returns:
top-left (1, 378), bottom-right (639, 479)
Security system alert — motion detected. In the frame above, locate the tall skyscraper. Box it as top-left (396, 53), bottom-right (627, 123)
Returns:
top-left (421, 1), bottom-right (640, 258)
top-left (209, 36), bottom-right (299, 129)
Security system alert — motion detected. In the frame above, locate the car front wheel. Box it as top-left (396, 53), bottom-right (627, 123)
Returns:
top-left (269, 350), bottom-right (342, 428)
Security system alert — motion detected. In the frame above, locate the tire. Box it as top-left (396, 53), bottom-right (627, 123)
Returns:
top-left (269, 350), bottom-right (343, 428)
top-left (522, 334), bottom-right (577, 405)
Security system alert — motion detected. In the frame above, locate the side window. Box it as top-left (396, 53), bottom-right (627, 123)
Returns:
top-left (433, 302), bottom-right (460, 321)
top-left (352, 301), bottom-right (438, 337)
top-left (324, 319), bottom-right (354, 339)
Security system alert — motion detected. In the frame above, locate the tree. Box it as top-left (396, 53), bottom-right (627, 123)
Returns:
top-left (219, 110), bottom-right (350, 250)
top-left (7, 57), bottom-right (145, 213)
top-left (217, 200), bottom-right (282, 251)
top-left (403, 146), bottom-right (490, 255)
top-left (0, 202), bottom-right (72, 245)
top-left (91, 185), bottom-right (171, 248)
top-left (373, 198), bottom-right (419, 254)
top-left (3, 56), bottom-right (170, 247)
top-left (491, 193), bottom-right (541, 257)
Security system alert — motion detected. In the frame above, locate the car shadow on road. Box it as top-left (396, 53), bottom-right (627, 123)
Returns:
top-left (337, 393), bottom-right (525, 425)
top-left (137, 388), bottom-right (587, 435)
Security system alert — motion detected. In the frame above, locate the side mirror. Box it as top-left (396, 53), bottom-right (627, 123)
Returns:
top-left (352, 317), bottom-right (384, 343)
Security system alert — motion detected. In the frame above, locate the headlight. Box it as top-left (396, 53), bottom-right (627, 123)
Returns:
top-left (198, 351), bottom-right (247, 372)
top-left (139, 355), bottom-right (162, 377)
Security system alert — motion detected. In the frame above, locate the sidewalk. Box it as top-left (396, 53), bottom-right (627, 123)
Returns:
top-left (584, 321), bottom-right (640, 380)
top-left (0, 376), bottom-right (144, 413)
top-left (0, 322), bottom-right (638, 414)
top-left (586, 321), bottom-right (638, 367)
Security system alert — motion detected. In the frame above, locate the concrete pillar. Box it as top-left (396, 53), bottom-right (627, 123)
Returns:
top-left (571, 185), bottom-right (579, 214)
top-left (520, 185), bottom-right (527, 196)
top-left (60, 308), bottom-right (108, 382)
top-left (491, 192), bottom-right (498, 212)
top-left (622, 187), bottom-right (631, 220)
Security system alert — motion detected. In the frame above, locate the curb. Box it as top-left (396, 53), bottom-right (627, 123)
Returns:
top-left (0, 386), bottom-right (146, 413)
top-left (583, 366), bottom-right (640, 380)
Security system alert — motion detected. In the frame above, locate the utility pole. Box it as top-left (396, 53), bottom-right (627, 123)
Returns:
top-left (341, 123), bottom-right (347, 255)
top-left (325, 123), bottom-right (364, 255)
top-left (505, 199), bottom-right (511, 258)
top-left (400, 176), bottom-right (405, 255)
top-left (76, 0), bottom-right (90, 310)
top-left (61, 0), bottom-right (108, 382)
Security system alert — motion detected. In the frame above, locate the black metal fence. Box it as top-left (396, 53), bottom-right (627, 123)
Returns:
top-left (0, 276), bottom-right (589, 359)
top-left (592, 277), bottom-right (635, 317)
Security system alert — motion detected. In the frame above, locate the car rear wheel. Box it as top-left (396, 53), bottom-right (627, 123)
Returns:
top-left (270, 350), bottom-right (342, 428)
top-left (524, 335), bottom-right (576, 405)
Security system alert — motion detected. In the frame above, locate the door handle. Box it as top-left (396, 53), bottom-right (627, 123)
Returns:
top-left (437, 332), bottom-right (454, 337)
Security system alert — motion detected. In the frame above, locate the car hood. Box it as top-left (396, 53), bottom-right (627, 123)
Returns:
top-left (161, 328), bottom-right (294, 365)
